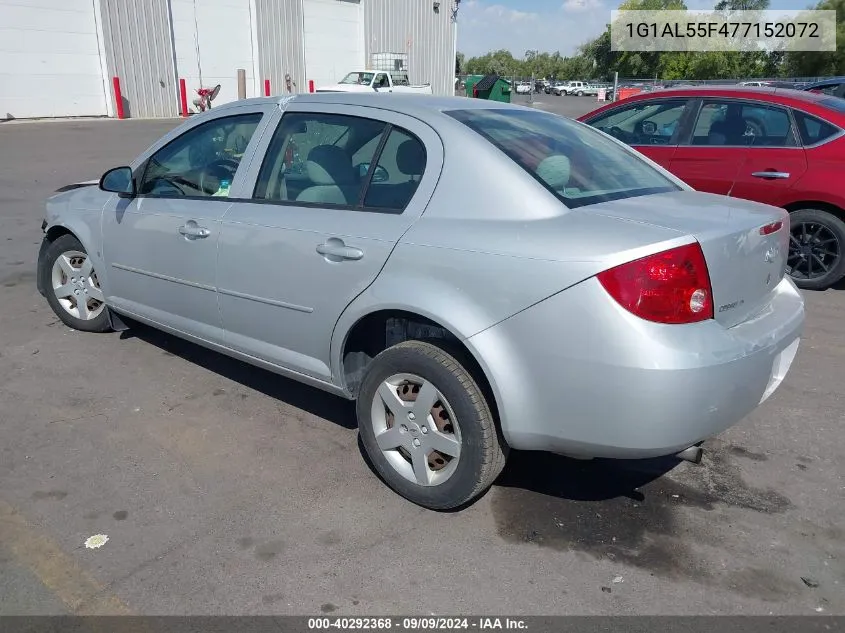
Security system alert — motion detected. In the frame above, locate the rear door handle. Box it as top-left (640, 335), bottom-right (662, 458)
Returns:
top-left (751, 171), bottom-right (790, 180)
top-left (178, 221), bottom-right (211, 239)
top-left (316, 238), bottom-right (364, 261)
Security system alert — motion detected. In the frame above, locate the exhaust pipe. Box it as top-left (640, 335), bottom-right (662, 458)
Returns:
top-left (676, 445), bottom-right (703, 464)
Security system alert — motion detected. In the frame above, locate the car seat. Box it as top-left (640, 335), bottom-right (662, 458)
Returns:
top-left (535, 154), bottom-right (571, 192)
top-left (296, 145), bottom-right (358, 205)
top-left (709, 115), bottom-right (749, 145)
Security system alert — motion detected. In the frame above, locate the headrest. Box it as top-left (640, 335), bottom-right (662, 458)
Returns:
top-left (397, 139), bottom-right (425, 176)
top-left (305, 145), bottom-right (355, 186)
top-left (535, 154), bottom-right (571, 190)
top-left (710, 117), bottom-right (747, 141)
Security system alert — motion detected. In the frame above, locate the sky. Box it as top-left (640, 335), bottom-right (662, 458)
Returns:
top-left (456, 0), bottom-right (801, 58)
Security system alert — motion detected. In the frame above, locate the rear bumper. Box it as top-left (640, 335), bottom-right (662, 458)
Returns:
top-left (467, 275), bottom-right (805, 459)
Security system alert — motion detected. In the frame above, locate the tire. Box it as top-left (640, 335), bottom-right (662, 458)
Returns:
top-left (787, 208), bottom-right (845, 290)
top-left (577, 90), bottom-right (584, 97)
top-left (356, 340), bottom-right (506, 510)
top-left (39, 234), bottom-right (112, 332)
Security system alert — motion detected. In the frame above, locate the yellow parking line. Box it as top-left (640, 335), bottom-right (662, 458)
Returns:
top-left (0, 500), bottom-right (133, 615)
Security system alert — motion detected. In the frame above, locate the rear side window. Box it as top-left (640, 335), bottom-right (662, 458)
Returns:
top-left (792, 110), bottom-right (841, 146)
top-left (445, 108), bottom-right (680, 209)
top-left (689, 101), bottom-right (796, 147)
top-left (362, 128), bottom-right (426, 211)
top-left (252, 112), bottom-right (425, 213)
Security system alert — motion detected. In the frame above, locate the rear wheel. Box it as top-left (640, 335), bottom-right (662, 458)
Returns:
top-left (786, 208), bottom-right (845, 290)
top-left (39, 234), bottom-right (111, 332)
top-left (577, 90), bottom-right (584, 96)
top-left (356, 340), bottom-right (506, 510)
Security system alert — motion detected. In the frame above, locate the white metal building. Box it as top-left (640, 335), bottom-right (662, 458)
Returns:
top-left (0, 0), bottom-right (459, 120)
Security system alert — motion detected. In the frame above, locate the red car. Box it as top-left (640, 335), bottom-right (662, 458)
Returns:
top-left (578, 86), bottom-right (845, 290)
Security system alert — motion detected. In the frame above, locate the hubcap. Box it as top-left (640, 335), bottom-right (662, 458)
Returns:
top-left (787, 221), bottom-right (841, 281)
top-left (370, 373), bottom-right (462, 487)
top-left (51, 250), bottom-right (105, 320)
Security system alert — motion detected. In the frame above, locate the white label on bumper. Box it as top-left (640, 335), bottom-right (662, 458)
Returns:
top-left (759, 338), bottom-right (800, 404)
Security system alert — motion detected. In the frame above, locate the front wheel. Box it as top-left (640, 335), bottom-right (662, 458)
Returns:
top-left (786, 208), bottom-right (845, 290)
top-left (356, 340), bottom-right (506, 510)
top-left (39, 234), bottom-right (112, 332)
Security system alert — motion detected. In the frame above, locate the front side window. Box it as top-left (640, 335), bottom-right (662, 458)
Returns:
top-left (446, 108), bottom-right (680, 209)
top-left (339, 72), bottom-right (374, 85)
top-left (689, 101), bottom-right (796, 147)
top-left (140, 113), bottom-right (263, 197)
top-left (585, 99), bottom-right (688, 146)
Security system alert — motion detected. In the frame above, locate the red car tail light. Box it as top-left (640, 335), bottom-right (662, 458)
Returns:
top-left (759, 221), bottom-right (783, 236)
top-left (597, 242), bottom-right (714, 324)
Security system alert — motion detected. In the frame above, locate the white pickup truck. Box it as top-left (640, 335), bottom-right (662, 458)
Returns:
top-left (316, 70), bottom-right (432, 94)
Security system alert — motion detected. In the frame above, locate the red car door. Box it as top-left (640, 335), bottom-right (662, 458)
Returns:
top-left (670, 99), bottom-right (807, 205)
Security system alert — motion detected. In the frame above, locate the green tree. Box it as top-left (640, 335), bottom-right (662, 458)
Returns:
top-left (714, 0), bottom-right (769, 10)
top-left (782, 0), bottom-right (845, 77)
top-left (456, 52), bottom-right (465, 75)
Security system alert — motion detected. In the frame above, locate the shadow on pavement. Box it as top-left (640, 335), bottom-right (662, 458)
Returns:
top-left (120, 321), bottom-right (357, 430)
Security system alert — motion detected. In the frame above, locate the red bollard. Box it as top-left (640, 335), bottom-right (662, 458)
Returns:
top-left (264, 79), bottom-right (271, 97)
top-left (112, 77), bottom-right (125, 119)
top-left (179, 78), bottom-right (189, 117)
top-left (309, 80), bottom-right (315, 93)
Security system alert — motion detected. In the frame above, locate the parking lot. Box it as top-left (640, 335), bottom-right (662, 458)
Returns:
top-left (0, 96), bottom-right (843, 616)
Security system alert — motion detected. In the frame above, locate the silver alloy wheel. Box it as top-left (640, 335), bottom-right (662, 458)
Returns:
top-left (50, 250), bottom-right (105, 321)
top-left (370, 373), bottom-right (462, 486)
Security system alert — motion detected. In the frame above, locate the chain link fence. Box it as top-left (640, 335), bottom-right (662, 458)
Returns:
top-left (454, 74), bottom-right (832, 97)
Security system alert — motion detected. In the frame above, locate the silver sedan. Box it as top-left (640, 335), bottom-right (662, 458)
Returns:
top-left (37, 93), bottom-right (804, 510)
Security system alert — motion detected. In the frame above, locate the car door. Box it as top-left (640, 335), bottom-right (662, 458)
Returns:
top-left (216, 103), bottom-right (442, 382)
top-left (102, 107), bottom-right (271, 342)
top-left (581, 97), bottom-right (692, 169)
top-left (373, 73), bottom-right (391, 92)
top-left (670, 99), bottom-right (807, 205)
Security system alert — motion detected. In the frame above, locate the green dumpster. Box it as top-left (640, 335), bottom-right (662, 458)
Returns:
top-left (466, 73), bottom-right (511, 103)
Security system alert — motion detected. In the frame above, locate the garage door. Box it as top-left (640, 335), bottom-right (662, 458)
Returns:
top-left (303, 0), bottom-right (364, 88)
top-left (171, 0), bottom-right (257, 109)
top-left (0, 0), bottom-right (107, 119)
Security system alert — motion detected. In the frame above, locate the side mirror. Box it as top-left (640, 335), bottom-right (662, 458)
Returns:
top-left (99, 166), bottom-right (136, 197)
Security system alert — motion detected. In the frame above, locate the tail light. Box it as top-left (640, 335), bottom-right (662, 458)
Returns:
top-left (759, 220), bottom-right (783, 236)
top-left (597, 242), bottom-right (713, 324)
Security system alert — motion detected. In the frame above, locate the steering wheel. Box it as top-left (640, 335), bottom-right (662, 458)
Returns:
top-left (198, 158), bottom-right (240, 195)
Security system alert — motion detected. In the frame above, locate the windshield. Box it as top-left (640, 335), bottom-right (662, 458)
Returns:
top-left (339, 72), bottom-right (374, 85)
top-left (445, 108), bottom-right (681, 209)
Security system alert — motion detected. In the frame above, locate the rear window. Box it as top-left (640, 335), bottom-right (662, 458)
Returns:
top-left (819, 97), bottom-right (845, 114)
top-left (445, 108), bottom-right (680, 209)
top-left (792, 110), bottom-right (841, 145)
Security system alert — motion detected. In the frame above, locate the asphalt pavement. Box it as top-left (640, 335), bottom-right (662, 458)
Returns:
top-left (0, 101), bottom-right (843, 616)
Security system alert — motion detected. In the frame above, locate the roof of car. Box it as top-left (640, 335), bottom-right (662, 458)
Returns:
top-left (594, 85), bottom-right (843, 108)
top-left (213, 92), bottom-right (535, 118)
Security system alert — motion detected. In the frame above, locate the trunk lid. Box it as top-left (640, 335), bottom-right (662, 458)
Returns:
top-left (587, 191), bottom-right (790, 328)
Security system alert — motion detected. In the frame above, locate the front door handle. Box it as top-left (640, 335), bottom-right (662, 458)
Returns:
top-left (316, 238), bottom-right (364, 261)
top-left (751, 171), bottom-right (790, 180)
top-left (178, 221), bottom-right (211, 239)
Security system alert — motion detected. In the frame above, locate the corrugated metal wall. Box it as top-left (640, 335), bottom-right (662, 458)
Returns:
top-left (255, 0), bottom-right (306, 95)
top-left (364, 0), bottom-right (456, 96)
top-left (99, 0), bottom-right (179, 118)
